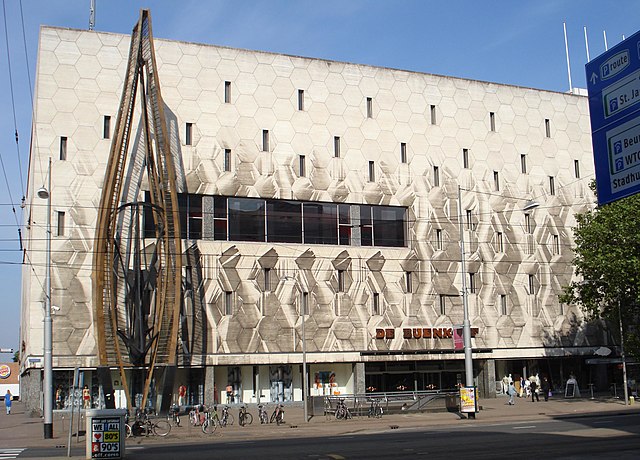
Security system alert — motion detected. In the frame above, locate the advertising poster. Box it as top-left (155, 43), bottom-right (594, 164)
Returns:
top-left (459, 386), bottom-right (477, 413)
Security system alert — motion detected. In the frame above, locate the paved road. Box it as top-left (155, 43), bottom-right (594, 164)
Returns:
top-left (3, 397), bottom-right (640, 459)
top-left (15, 412), bottom-right (640, 459)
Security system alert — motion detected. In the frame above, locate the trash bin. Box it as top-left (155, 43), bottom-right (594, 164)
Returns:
top-left (86, 408), bottom-right (127, 459)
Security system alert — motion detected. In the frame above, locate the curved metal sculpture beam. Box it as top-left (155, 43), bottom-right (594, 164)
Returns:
top-left (92, 9), bottom-right (182, 412)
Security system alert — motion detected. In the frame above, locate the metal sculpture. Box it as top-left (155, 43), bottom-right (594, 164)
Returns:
top-left (92, 9), bottom-right (182, 412)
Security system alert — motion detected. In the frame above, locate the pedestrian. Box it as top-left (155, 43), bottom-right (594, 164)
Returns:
top-left (82, 385), bottom-right (91, 409)
top-left (4, 390), bottom-right (12, 415)
top-left (530, 377), bottom-right (539, 402)
top-left (507, 382), bottom-right (517, 405)
top-left (541, 376), bottom-right (551, 402)
top-left (226, 384), bottom-right (233, 404)
top-left (178, 384), bottom-right (187, 406)
top-left (56, 385), bottom-right (64, 410)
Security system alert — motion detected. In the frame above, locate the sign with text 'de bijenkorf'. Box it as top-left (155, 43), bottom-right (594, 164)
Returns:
top-left (586, 29), bottom-right (640, 205)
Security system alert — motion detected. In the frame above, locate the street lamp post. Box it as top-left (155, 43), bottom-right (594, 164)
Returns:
top-left (618, 298), bottom-right (629, 405)
top-left (284, 276), bottom-right (308, 422)
top-left (457, 186), bottom-right (475, 419)
top-left (37, 157), bottom-right (53, 439)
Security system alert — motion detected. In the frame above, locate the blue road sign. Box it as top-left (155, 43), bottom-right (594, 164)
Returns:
top-left (586, 29), bottom-right (640, 205)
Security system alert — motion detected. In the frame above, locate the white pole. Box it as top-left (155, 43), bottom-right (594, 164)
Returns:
top-left (563, 22), bottom-right (573, 93)
top-left (458, 186), bottom-right (475, 419)
top-left (619, 299), bottom-right (629, 405)
top-left (89, 0), bottom-right (96, 30)
top-left (603, 30), bottom-right (608, 51)
top-left (584, 26), bottom-right (590, 62)
top-left (43, 157), bottom-right (53, 438)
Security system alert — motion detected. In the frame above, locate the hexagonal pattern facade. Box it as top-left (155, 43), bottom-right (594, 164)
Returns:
top-left (22, 26), bottom-right (602, 397)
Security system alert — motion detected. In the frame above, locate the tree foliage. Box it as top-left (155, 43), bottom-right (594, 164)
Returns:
top-left (560, 181), bottom-right (640, 358)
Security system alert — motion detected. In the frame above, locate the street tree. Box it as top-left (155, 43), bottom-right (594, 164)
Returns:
top-left (560, 181), bottom-right (640, 359)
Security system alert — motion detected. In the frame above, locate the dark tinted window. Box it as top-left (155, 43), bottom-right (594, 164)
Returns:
top-left (229, 198), bottom-right (265, 242)
top-left (373, 206), bottom-right (405, 247)
top-left (267, 200), bottom-right (302, 243)
top-left (303, 203), bottom-right (337, 245)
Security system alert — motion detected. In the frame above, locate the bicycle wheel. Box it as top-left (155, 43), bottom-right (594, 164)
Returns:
top-left (244, 412), bottom-right (253, 425)
top-left (202, 419), bottom-right (216, 434)
top-left (276, 411), bottom-right (285, 425)
top-left (376, 406), bottom-right (383, 418)
top-left (125, 424), bottom-right (133, 438)
top-left (153, 419), bottom-right (171, 437)
top-left (226, 413), bottom-right (235, 426)
top-left (335, 408), bottom-right (344, 420)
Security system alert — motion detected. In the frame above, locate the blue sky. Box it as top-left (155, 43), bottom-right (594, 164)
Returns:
top-left (0, 0), bottom-right (638, 355)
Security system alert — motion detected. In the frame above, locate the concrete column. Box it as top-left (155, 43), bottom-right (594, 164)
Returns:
top-left (354, 362), bottom-right (365, 394)
top-left (204, 366), bottom-right (215, 406)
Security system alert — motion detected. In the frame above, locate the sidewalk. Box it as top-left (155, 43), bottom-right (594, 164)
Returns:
top-left (2, 395), bottom-right (639, 458)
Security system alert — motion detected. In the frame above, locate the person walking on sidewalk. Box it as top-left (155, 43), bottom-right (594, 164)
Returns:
top-left (541, 375), bottom-right (551, 402)
top-left (507, 382), bottom-right (517, 405)
top-left (530, 377), bottom-right (540, 402)
top-left (4, 390), bottom-right (12, 415)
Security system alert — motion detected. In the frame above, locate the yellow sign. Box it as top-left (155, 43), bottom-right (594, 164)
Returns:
top-left (460, 386), bottom-right (477, 413)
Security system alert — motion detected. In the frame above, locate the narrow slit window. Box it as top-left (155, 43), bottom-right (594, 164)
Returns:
top-left (436, 229), bottom-right (443, 250)
top-left (545, 118), bottom-right (551, 138)
top-left (299, 155), bottom-right (306, 177)
top-left (463, 148), bottom-right (469, 168)
top-left (368, 161), bottom-right (375, 182)
top-left (524, 213), bottom-right (532, 234)
top-left (490, 112), bottom-right (496, 132)
top-left (433, 166), bottom-right (440, 186)
top-left (500, 295), bottom-right (507, 315)
top-left (334, 136), bottom-right (340, 158)
top-left (405, 272), bottom-right (412, 293)
top-left (574, 159), bottom-right (580, 178)
top-left (59, 136), bottom-right (67, 160)
top-left (185, 123), bottom-right (193, 146)
top-left (224, 81), bottom-right (231, 103)
top-left (493, 171), bottom-right (500, 191)
top-left (366, 97), bottom-right (373, 118)
top-left (439, 295), bottom-right (446, 315)
top-left (298, 89), bottom-right (304, 111)
top-left (224, 291), bottom-right (233, 315)
top-left (224, 149), bottom-right (231, 172)
top-left (372, 292), bottom-right (380, 315)
top-left (400, 143), bottom-right (407, 164)
top-left (496, 231), bottom-right (504, 252)
top-left (301, 292), bottom-right (309, 315)
top-left (264, 268), bottom-right (271, 292)
top-left (553, 234), bottom-right (560, 255)
top-left (262, 130), bottom-right (270, 152)
top-left (337, 270), bottom-right (345, 292)
top-left (521, 154), bottom-right (527, 174)
top-left (103, 115), bottom-right (111, 139)
top-left (469, 273), bottom-right (476, 294)
top-left (528, 274), bottom-right (535, 295)
top-left (549, 176), bottom-right (556, 195)
top-left (466, 210), bottom-right (473, 230)
top-left (430, 105), bottom-right (437, 125)
top-left (56, 211), bottom-right (65, 237)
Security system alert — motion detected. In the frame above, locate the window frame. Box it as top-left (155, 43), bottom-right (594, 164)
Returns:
top-left (103, 115), bottom-right (111, 139)
top-left (224, 81), bottom-right (231, 103)
top-left (59, 136), bottom-right (67, 161)
top-left (185, 122), bottom-right (193, 146)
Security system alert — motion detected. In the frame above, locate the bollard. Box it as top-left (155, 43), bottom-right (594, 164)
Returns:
top-left (630, 396), bottom-right (635, 405)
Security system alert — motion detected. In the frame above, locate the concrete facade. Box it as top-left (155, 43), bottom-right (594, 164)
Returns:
top-left (21, 26), bottom-right (605, 411)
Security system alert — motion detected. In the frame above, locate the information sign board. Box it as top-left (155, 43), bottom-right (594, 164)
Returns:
top-left (459, 386), bottom-right (477, 413)
top-left (586, 29), bottom-right (640, 205)
top-left (91, 417), bottom-right (121, 459)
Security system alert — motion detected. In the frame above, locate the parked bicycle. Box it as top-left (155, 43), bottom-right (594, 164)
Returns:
top-left (238, 404), bottom-right (253, 427)
top-left (334, 398), bottom-right (352, 420)
top-left (167, 404), bottom-right (181, 427)
top-left (257, 404), bottom-right (269, 424)
top-left (189, 404), bottom-right (207, 426)
top-left (126, 410), bottom-right (171, 438)
top-left (220, 405), bottom-right (234, 427)
top-left (202, 407), bottom-right (221, 434)
top-left (270, 403), bottom-right (285, 425)
top-left (367, 399), bottom-right (383, 418)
